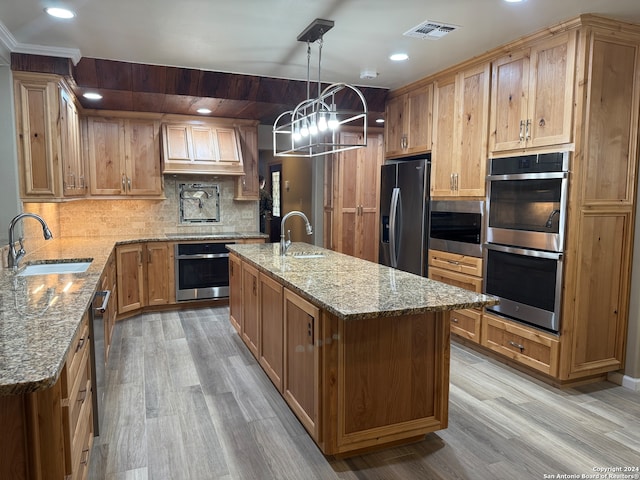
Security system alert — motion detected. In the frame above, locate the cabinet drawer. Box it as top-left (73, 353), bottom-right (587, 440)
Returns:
top-left (429, 266), bottom-right (482, 293)
top-left (62, 312), bottom-right (90, 397)
top-left (481, 312), bottom-right (560, 376)
top-left (70, 390), bottom-right (94, 480)
top-left (428, 249), bottom-right (483, 277)
top-left (450, 308), bottom-right (481, 343)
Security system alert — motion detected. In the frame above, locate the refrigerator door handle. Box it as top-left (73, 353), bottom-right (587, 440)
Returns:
top-left (389, 187), bottom-right (400, 268)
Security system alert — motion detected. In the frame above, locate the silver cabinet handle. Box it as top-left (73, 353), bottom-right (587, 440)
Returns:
top-left (519, 120), bottom-right (525, 142)
top-left (508, 340), bottom-right (525, 352)
top-left (128, 177), bottom-right (132, 191)
top-left (122, 174), bottom-right (126, 191)
top-left (525, 119), bottom-right (531, 141)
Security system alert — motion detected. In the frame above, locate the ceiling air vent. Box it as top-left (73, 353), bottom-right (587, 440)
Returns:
top-left (403, 20), bottom-right (459, 40)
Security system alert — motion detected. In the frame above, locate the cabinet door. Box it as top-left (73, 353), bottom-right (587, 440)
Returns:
top-left (125, 119), bottom-right (162, 196)
top-left (336, 133), bottom-right (359, 257)
top-left (358, 132), bottom-right (383, 262)
top-left (489, 50), bottom-right (530, 152)
top-left (191, 126), bottom-right (217, 161)
top-left (527, 31), bottom-right (576, 149)
top-left (241, 262), bottom-right (260, 358)
top-left (87, 117), bottom-right (125, 195)
top-left (384, 94), bottom-right (406, 157)
top-left (59, 85), bottom-right (85, 197)
top-left (116, 244), bottom-right (145, 314)
top-left (229, 254), bottom-right (242, 334)
top-left (406, 84), bottom-right (433, 154)
top-left (234, 125), bottom-right (260, 200)
top-left (259, 273), bottom-right (284, 391)
top-left (14, 76), bottom-right (58, 197)
top-left (431, 75), bottom-right (457, 197)
top-left (283, 289), bottom-right (320, 440)
top-left (145, 242), bottom-right (171, 306)
top-left (215, 127), bottom-right (241, 163)
top-left (456, 63), bottom-right (490, 197)
top-left (163, 124), bottom-right (191, 161)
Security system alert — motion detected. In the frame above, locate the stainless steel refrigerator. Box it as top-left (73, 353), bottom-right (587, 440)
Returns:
top-left (379, 158), bottom-right (430, 276)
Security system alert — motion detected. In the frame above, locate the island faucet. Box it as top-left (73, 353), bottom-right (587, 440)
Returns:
top-left (280, 210), bottom-right (313, 256)
top-left (7, 213), bottom-right (53, 269)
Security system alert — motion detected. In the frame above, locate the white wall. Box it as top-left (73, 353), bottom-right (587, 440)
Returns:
top-left (624, 189), bottom-right (640, 381)
top-left (0, 66), bottom-right (21, 244)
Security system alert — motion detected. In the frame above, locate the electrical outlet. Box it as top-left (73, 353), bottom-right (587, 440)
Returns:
top-left (241, 210), bottom-right (253, 219)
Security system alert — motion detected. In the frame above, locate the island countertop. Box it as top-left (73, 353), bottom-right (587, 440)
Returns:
top-left (226, 242), bottom-right (498, 321)
top-left (0, 232), bottom-right (265, 396)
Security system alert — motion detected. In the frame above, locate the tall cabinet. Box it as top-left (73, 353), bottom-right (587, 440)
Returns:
top-left (324, 129), bottom-right (384, 262)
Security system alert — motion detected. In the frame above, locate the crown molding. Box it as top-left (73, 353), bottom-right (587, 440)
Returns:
top-left (0, 19), bottom-right (82, 66)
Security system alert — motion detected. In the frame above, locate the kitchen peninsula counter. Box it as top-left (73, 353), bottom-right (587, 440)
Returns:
top-left (0, 232), bottom-right (265, 396)
top-left (227, 242), bottom-right (497, 456)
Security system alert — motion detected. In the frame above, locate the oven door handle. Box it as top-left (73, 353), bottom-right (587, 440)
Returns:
top-left (485, 243), bottom-right (563, 260)
top-left (487, 171), bottom-right (569, 181)
top-left (176, 253), bottom-right (229, 260)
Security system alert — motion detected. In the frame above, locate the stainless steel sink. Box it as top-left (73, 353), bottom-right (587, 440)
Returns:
top-left (17, 260), bottom-right (92, 276)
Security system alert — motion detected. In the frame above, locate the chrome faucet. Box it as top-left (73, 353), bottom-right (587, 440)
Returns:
top-left (7, 213), bottom-right (53, 269)
top-left (280, 210), bottom-right (313, 256)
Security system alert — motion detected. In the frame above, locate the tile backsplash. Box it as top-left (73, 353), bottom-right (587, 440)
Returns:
top-left (22, 176), bottom-right (258, 246)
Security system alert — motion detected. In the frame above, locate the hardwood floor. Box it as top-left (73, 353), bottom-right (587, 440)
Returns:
top-left (89, 307), bottom-right (640, 479)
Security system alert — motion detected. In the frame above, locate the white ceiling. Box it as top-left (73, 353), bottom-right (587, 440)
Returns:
top-left (1, 0), bottom-right (640, 90)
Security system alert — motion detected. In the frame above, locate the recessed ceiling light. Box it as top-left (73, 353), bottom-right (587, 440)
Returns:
top-left (45, 7), bottom-right (76, 19)
top-left (389, 53), bottom-right (409, 62)
top-left (197, 108), bottom-right (212, 114)
top-left (376, 118), bottom-right (385, 124)
top-left (83, 92), bottom-right (102, 100)
top-left (503, 0), bottom-right (525, 3)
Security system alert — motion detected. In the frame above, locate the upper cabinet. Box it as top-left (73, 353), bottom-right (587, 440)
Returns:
top-left (234, 123), bottom-right (260, 201)
top-left (489, 31), bottom-right (577, 153)
top-left (431, 62), bottom-right (490, 197)
top-left (384, 84), bottom-right (433, 158)
top-left (13, 72), bottom-right (86, 200)
top-left (161, 122), bottom-right (244, 175)
top-left (85, 116), bottom-right (163, 197)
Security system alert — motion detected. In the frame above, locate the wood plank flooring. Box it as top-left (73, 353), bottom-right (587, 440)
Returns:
top-left (89, 307), bottom-right (640, 479)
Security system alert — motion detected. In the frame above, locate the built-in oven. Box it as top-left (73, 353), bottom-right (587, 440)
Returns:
top-left (484, 244), bottom-right (563, 333)
top-left (175, 242), bottom-right (232, 301)
top-left (486, 151), bottom-right (569, 252)
top-left (429, 200), bottom-right (484, 257)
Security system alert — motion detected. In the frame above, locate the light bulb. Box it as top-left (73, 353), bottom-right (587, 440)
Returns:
top-left (328, 112), bottom-right (339, 130)
top-left (309, 114), bottom-right (318, 136)
top-left (300, 118), bottom-right (309, 137)
top-left (318, 113), bottom-right (328, 132)
top-left (293, 124), bottom-right (302, 141)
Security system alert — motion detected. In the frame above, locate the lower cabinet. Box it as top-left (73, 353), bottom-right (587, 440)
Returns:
top-left (0, 311), bottom-right (93, 480)
top-left (229, 253), bottom-right (243, 334)
top-left (241, 261), bottom-right (260, 357)
top-left (482, 311), bottom-right (560, 377)
top-left (283, 288), bottom-right (320, 440)
top-left (428, 249), bottom-right (483, 343)
top-left (259, 273), bottom-right (283, 391)
top-left (116, 242), bottom-right (173, 316)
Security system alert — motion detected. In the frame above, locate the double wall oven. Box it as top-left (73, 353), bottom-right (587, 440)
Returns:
top-left (484, 152), bottom-right (569, 334)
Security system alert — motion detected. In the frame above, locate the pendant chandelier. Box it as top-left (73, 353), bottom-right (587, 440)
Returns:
top-left (273, 19), bottom-right (368, 157)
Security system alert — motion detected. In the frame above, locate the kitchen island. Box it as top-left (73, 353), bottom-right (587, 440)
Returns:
top-left (226, 242), bottom-right (497, 456)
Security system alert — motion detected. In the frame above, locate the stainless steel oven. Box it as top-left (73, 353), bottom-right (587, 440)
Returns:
top-left (486, 152), bottom-right (569, 252)
top-left (429, 200), bottom-right (484, 257)
top-left (484, 244), bottom-right (563, 333)
top-left (175, 242), bottom-right (232, 301)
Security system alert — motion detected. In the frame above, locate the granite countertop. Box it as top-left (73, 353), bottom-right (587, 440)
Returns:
top-left (227, 242), bottom-right (498, 321)
top-left (0, 232), bottom-right (264, 396)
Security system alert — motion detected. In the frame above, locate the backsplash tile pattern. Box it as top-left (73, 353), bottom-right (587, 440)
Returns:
top-left (19, 176), bottom-right (258, 258)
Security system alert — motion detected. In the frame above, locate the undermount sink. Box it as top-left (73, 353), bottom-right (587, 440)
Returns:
top-left (287, 252), bottom-right (326, 259)
top-left (17, 260), bottom-right (92, 276)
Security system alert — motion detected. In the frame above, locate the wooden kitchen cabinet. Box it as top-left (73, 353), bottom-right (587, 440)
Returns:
top-left (161, 122), bottom-right (244, 175)
top-left (241, 261), bottom-right (260, 357)
top-left (283, 288), bottom-right (321, 441)
top-left (116, 243), bottom-right (145, 314)
top-left (431, 62), bottom-right (490, 197)
top-left (0, 311), bottom-right (94, 480)
top-left (428, 249), bottom-right (483, 343)
top-left (13, 72), bottom-right (86, 200)
top-left (489, 31), bottom-right (576, 153)
top-left (116, 242), bottom-right (173, 315)
top-left (259, 273), bottom-right (284, 391)
top-left (234, 123), bottom-right (260, 200)
top-left (384, 84), bottom-right (433, 158)
top-left (85, 116), bottom-right (163, 197)
top-left (229, 253), bottom-right (242, 334)
top-left (99, 250), bottom-right (118, 363)
top-left (326, 129), bottom-right (383, 262)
